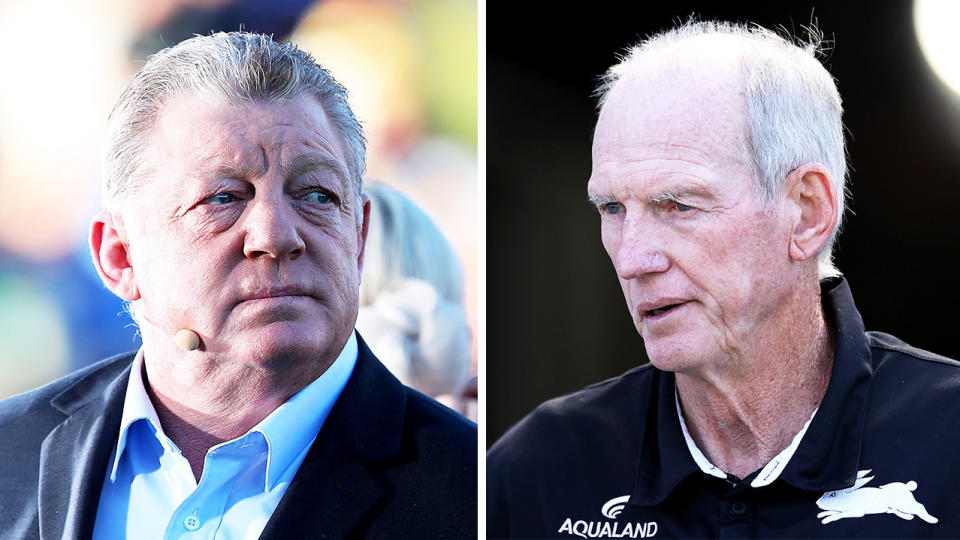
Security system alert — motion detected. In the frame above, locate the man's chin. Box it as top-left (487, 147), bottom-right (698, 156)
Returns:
top-left (229, 322), bottom-right (338, 366)
top-left (642, 336), bottom-right (711, 373)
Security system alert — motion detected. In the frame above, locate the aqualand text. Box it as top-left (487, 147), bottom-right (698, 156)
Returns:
top-left (558, 519), bottom-right (658, 538)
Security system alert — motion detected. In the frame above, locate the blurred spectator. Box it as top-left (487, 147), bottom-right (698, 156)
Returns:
top-left (292, 0), bottom-right (479, 348)
top-left (357, 182), bottom-right (474, 418)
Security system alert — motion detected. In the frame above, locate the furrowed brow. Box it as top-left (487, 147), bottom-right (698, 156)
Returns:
top-left (588, 194), bottom-right (617, 207)
top-left (650, 186), bottom-right (715, 204)
top-left (284, 154), bottom-right (350, 190)
top-left (650, 189), bottom-right (685, 204)
top-left (198, 163), bottom-right (246, 179)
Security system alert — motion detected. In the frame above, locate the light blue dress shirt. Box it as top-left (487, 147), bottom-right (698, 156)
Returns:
top-left (92, 332), bottom-right (358, 540)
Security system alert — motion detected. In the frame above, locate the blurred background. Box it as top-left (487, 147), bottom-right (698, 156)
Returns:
top-left (0, 0), bottom-right (478, 399)
top-left (488, 1), bottom-right (960, 444)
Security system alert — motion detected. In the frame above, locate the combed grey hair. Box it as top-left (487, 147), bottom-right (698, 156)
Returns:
top-left (103, 31), bottom-right (366, 211)
top-left (597, 20), bottom-right (848, 278)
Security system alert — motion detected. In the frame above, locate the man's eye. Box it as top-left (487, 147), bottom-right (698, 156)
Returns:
top-left (601, 202), bottom-right (623, 215)
top-left (676, 202), bottom-right (693, 212)
top-left (203, 193), bottom-right (237, 205)
top-left (305, 190), bottom-right (333, 204)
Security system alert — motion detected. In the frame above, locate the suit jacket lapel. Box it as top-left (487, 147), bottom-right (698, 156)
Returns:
top-left (38, 360), bottom-right (130, 540)
top-left (261, 338), bottom-right (406, 539)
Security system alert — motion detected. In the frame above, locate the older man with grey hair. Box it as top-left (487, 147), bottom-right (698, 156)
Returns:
top-left (0, 32), bottom-right (476, 539)
top-left (487, 20), bottom-right (960, 539)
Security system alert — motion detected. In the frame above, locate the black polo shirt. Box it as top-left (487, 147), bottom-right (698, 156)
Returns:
top-left (487, 278), bottom-right (960, 538)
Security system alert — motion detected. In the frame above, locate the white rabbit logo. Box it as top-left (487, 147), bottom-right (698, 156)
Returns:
top-left (816, 469), bottom-right (938, 525)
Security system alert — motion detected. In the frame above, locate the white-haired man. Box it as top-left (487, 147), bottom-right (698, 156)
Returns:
top-left (487, 21), bottom-right (960, 538)
top-left (0, 32), bottom-right (476, 539)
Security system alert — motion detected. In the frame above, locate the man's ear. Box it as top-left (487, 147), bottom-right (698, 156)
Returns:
top-left (356, 192), bottom-right (372, 274)
top-left (89, 211), bottom-right (140, 301)
top-left (785, 162), bottom-right (839, 262)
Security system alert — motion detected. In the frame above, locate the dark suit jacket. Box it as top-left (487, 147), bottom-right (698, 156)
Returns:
top-left (0, 337), bottom-right (477, 539)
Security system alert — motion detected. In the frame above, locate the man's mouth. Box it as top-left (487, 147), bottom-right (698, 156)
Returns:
top-left (645, 302), bottom-right (685, 318)
top-left (239, 285), bottom-right (314, 303)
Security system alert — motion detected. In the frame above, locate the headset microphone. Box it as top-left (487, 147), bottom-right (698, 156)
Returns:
top-left (174, 329), bottom-right (202, 351)
top-left (139, 309), bottom-right (203, 351)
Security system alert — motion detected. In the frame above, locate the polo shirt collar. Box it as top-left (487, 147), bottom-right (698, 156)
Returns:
top-left (632, 368), bottom-right (698, 506)
top-left (108, 331), bottom-right (359, 491)
top-left (778, 277), bottom-right (872, 492)
top-left (631, 277), bottom-right (873, 505)
top-left (675, 387), bottom-right (819, 488)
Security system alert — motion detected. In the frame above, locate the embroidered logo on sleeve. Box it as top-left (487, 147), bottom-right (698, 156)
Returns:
top-left (816, 469), bottom-right (938, 525)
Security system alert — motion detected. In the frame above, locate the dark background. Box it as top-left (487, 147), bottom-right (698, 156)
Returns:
top-left (487, 1), bottom-right (960, 444)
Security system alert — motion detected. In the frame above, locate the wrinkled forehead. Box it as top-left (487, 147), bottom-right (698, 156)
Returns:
top-left (157, 91), bottom-right (345, 155)
top-left (594, 38), bottom-right (751, 167)
top-left (145, 91), bottom-right (352, 190)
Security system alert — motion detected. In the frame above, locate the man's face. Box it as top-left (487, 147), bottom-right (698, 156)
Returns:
top-left (120, 91), bottom-right (367, 369)
top-left (587, 68), bottom-right (797, 374)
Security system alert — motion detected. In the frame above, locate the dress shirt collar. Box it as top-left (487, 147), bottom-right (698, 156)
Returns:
top-left (254, 332), bottom-right (357, 488)
top-left (109, 331), bottom-right (359, 490)
top-left (109, 348), bottom-right (164, 481)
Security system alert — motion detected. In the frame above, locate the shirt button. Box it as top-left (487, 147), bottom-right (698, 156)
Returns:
top-left (730, 501), bottom-right (748, 515)
top-left (183, 515), bottom-right (200, 531)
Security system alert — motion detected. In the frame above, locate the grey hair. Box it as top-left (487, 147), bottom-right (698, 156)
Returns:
top-left (103, 31), bottom-right (366, 210)
top-left (356, 182), bottom-right (470, 396)
top-left (597, 20), bottom-right (848, 278)
top-left (359, 182), bottom-right (464, 307)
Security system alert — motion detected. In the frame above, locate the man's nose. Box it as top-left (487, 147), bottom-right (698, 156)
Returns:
top-left (242, 196), bottom-right (305, 260)
top-left (613, 217), bottom-right (670, 279)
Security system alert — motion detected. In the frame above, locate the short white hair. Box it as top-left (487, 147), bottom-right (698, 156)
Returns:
top-left (103, 31), bottom-right (366, 211)
top-left (597, 20), bottom-right (847, 278)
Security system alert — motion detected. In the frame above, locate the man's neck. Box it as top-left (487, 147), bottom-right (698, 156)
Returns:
top-left (138, 340), bottom-right (335, 480)
top-left (675, 280), bottom-right (834, 480)
top-left (141, 364), bottom-right (286, 480)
